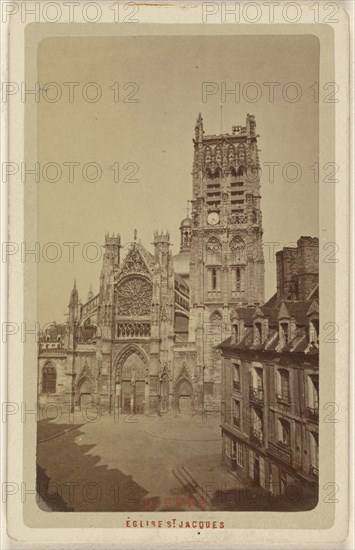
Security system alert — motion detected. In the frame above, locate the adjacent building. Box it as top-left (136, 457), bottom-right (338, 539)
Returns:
top-left (219, 237), bottom-right (319, 495)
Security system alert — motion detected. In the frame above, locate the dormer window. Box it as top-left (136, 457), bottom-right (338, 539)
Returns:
top-left (280, 322), bottom-right (289, 345)
top-left (254, 322), bottom-right (262, 345)
top-left (233, 323), bottom-right (239, 343)
top-left (309, 318), bottom-right (319, 344)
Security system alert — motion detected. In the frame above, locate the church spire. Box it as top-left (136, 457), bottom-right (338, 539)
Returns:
top-left (87, 284), bottom-right (94, 302)
top-left (68, 278), bottom-right (79, 325)
top-left (194, 112), bottom-right (204, 143)
top-left (69, 279), bottom-right (78, 306)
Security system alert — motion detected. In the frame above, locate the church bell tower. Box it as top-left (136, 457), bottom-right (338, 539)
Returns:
top-left (188, 113), bottom-right (265, 403)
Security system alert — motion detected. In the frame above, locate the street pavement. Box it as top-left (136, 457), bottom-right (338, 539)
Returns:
top-left (37, 410), bottom-right (226, 512)
top-left (37, 409), bottom-right (317, 512)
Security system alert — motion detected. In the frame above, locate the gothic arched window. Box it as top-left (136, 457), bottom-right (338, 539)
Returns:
top-left (214, 145), bottom-right (222, 164)
top-left (206, 239), bottom-right (222, 291)
top-left (204, 146), bottom-right (212, 164)
top-left (230, 166), bottom-right (237, 178)
top-left (42, 363), bottom-right (56, 394)
top-left (237, 166), bottom-right (245, 177)
top-left (209, 310), bottom-right (223, 344)
top-left (206, 237), bottom-right (222, 264)
top-left (237, 144), bottom-right (246, 163)
top-left (230, 236), bottom-right (245, 263)
top-left (227, 144), bottom-right (235, 164)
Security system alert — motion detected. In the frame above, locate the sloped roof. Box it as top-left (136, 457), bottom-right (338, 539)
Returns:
top-left (231, 298), bottom-right (317, 329)
top-left (175, 272), bottom-right (189, 292)
top-left (307, 284), bottom-right (319, 301)
top-left (230, 307), bottom-right (255, 324)
top-left (115, 241), bottom-right (154, 283)
top-left (136, 240), bottom-right (154, 264)
top-left (263, 293), bottom-right (278, 308)
top-left (219, 285), bottom-right (319, 357)
top-left (283, 301), bottom-right (312, 326)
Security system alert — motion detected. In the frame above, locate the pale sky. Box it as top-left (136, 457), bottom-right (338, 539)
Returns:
top-left (37, 34), bottom-right (319, 326)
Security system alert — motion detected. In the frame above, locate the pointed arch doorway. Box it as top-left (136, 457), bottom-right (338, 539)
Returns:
top-left (75, 378), bottom-right (94, 409)
top-left (116, 347), bottom-right (147, 414)
top-left (176, 378), bottom-right (193, 415)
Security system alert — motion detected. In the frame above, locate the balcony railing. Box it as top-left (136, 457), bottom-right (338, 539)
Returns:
top-left (39, 347), bottom-right (66, 355)
top-left (268, 441), bottom-right (293, 465)
top-left (249, 428), bottom-right (264, 447)
top-left (306, 407), bottom-right (319, 422)
top-left (309, 464), bottom-right (319, 478)
top-left (276, 393), bottom-right (291, 406)
top-left (233, 380), bottom-right (241, 391)
top-left (249, 387), bottom-right (264, 405)
top-left (233, 416), bottom-right (240, 428)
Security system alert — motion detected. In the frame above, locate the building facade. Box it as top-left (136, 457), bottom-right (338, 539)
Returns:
top-left (219, 237), bottom-right (319, 496)
top-left (38, 231), bottom-right (193, 415)
top-left (188, 113), bottom-right (264, 405)
top-left (38, 113), bottom-right (265, 415)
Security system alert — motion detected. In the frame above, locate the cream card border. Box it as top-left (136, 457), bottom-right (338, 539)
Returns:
top-left (4, 1), bottom-right (351, 546)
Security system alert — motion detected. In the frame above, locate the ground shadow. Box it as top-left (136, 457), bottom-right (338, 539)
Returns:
top-left (37, 420), bottom-right (149, 512)
top-left (210, 483), bottom-right (318, 511)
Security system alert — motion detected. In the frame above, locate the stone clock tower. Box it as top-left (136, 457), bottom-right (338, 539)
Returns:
top-left (188, 113), bottom-right (265, 405)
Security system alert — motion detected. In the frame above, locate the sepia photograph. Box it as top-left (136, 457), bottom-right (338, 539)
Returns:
top-left (2, 2), bottom-right (351, 546)
top-left (35, 33), bottom-right (320, 513)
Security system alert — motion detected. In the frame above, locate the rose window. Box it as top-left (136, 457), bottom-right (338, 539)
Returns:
top-left (116, 278), bottom-right (152, 316)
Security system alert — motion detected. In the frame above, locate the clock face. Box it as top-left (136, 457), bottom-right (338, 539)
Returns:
top-left (207, 212), bottom-right (220, 226)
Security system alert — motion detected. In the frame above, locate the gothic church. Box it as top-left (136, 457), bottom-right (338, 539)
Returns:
top-left (38, 113), bottom-right (265, 415)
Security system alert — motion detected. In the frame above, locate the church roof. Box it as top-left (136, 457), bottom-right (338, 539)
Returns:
top-left (136, 240), bottom-right (154, 264)
top-left (180, 217), bottom-right (192, 228)
top-left (173, 250), bottom-right (190, 276)
top-left (116, 241), bottom-right (153, 283)
top-left (175, 272), bottom-right (189, 291)
top-left (39, 322), bottom-right (67, 342)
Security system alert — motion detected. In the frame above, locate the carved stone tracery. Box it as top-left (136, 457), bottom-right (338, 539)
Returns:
top-left (116, 277), bottom-right (152, 316)
top-left (117, 323), bottom-right (150, 338)
top-left (206, 237), bottom-right (222, 252)
top-left (118, 245), bottom-right (150, 282)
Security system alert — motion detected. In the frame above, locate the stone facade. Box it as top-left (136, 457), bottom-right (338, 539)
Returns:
top-left (276, 236), bottom-right (319, 301)
top-left (39, 232), bottom-right (194, 415)
top-left (38, 113), bottom-right (265, 415)
top-left (188, 113), bottom-right (264, 406)
top-left (219, 237), bottom-right (319, 496)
